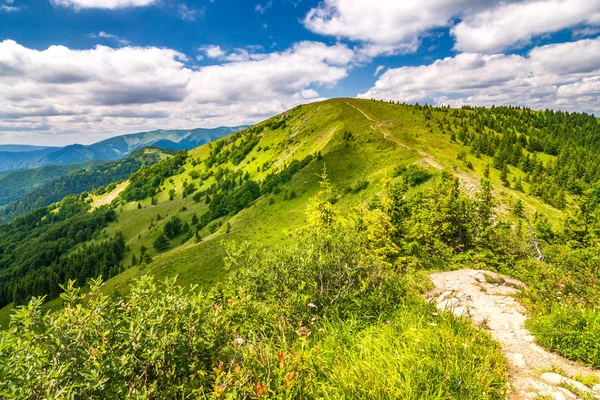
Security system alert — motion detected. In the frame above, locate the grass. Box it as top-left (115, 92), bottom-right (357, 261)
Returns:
top-left (318, 301), bottom-right (508, 399)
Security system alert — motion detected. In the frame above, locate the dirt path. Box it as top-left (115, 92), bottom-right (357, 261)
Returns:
top-left (428, 269), bottom-right (600, 400)
top-left (344, 101), bottom-right (443, 170)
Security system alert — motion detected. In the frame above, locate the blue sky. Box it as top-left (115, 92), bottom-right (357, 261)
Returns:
top-left (0, 0), bottom-right (599, 145)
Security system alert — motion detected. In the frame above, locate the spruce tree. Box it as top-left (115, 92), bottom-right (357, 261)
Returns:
top-left (153, 233), bottom-right (170, 252)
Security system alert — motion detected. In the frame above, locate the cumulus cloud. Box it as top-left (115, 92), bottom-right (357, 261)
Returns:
top-left (303, 0), bottom-right (500, 56)
top-left (359, 37), bottom-right (600, 114)
top-left (51, 0), bottom-right (157, 10)
top-left (0, 40), bottom-right (355, 145)
top-left (304, 0), bottom-right (600, 55)
top-left (452, 0), bottom-right (600, 53)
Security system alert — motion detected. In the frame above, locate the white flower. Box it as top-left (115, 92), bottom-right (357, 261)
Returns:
top-left (234, 337), bottom-right (244, 346)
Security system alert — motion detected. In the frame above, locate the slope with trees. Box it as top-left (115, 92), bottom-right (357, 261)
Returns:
top-left (0, 99), bottom-right (600, 398)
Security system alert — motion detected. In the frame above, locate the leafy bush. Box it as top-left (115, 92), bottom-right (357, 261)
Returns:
top-left (0, 182), bottom-right (508, 399)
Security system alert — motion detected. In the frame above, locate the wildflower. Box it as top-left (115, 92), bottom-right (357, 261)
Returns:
top-left (307, 303), bottom-right (317, 310)
top-left (234, 337), bottom-right (244, 346)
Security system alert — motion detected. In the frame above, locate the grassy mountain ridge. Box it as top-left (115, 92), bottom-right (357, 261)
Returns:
top-left (1, 99), bottom-right (600, 398)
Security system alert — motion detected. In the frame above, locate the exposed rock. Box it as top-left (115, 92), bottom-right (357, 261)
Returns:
top-left (593, 383), bottom-right (600, 393)
top-left (541, 373), bottom-right (564, 385)
top-left (428, 269), bottom-right (600, 400)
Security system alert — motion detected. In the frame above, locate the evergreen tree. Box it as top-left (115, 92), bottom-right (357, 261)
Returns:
top-left (153, 233), bottom-right (170, 252)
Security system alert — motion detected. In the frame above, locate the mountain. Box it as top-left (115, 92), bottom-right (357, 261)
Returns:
top-left (0, 159), bottom-right (108, 206)
top-left (1, 99), bottom-right (599, 398)
top-left (0, 145), bottom-right (57, 153)
top-left (0, 147), bottom-right (175, 224)
top-left (0, 126), bottom-right (245, 173)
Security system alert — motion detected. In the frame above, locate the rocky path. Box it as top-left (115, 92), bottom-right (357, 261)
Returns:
top-left (428, 269), bottom-right (600, 400)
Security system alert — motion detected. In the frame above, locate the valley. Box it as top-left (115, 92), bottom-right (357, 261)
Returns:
top-left (0, 98), bottom-right (599, 399)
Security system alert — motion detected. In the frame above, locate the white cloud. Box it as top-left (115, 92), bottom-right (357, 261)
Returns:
top-left (452, 0), bottom-right (600, 53)
top-left (198, 45), bottom-right (226, 59)
top-left (178, 3), bottom-right (201, 21)
top-left (374, 65), bottom-right (385, 76)
top-left (198, 45), bottom-right (269, 62)
top-left (89, 31), bottom-right (130, 45)
top-left (51, 0), bottom-right (157, 10)
top-left (303, 0), bottom-right (497, 56)
top-left (0, 40), bottom-right (355, 145)
top-left (255, 1), bottom-right (272, 14)
top-left (572, 27), bottom-right (600, 39)
top-left (1, 0), bottom-right (19, 12)
top-left (304, 0), bottom-right (600, 55)
top-left (359, 37), bottom-right (600, 114)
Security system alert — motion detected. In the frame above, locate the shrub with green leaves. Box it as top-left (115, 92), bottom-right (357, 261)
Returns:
top-left (0, 178), bottom-right (509, 399)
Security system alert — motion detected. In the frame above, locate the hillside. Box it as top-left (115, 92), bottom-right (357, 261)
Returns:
top-left (0, 159), bottom-right (108, 206)
top-left (0, 147), bottom-right (175, 224)
top-left (0, 126), bottom-right (245, 173)
top-left (1, 99), bottom-right (600, 398)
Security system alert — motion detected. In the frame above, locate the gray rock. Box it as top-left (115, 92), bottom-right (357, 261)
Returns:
top-left (593, 384), bottom-right (600, 393)
top-left (541, 372), bottom-right (564, 385)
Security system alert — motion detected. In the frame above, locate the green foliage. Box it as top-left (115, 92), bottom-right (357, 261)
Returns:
top-left (0, 148), bottom-right (168, 223)
top-left (0, 159), bottom-right (107, 207)
top-left (0, 196), bottom-right (122, 307)
top-left (392, 164), bottom-right (433, 186)
top-left (121, 151), bottom-right (187, 202)
top-left (153, 233), bottom-right (170, 252)
top-left (0, 192), bottom-right (508, 398)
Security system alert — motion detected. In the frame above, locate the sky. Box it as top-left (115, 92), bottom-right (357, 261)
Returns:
top-left (0, 0), bottom-right (599, 146)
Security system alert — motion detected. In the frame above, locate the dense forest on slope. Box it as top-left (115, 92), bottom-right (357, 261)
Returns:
top-left (0, 147), bottom-right (174, 224)
top-left (0, 159), bottom-right (107, 206)
top-left (0, 99), bottom-right (599, 398)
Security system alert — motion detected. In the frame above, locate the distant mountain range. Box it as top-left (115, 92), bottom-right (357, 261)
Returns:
top-left (0, 127), bottom-right (246, 173)
top-left (0, 145), bottom-right (57, 153)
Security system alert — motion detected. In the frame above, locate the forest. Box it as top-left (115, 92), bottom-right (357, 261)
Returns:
top-left (0, 148), bottom-right (173, 224)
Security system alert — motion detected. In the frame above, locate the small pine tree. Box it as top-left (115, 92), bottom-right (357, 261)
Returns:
top-left (500, 164), bottom-right (510, 188)
top-left (512, 199), bottom-right (524, 218)
top-left (137, 202), bottom-right (142, 209)
top-left (169, 189), bottom-right (176, 201)
top-left (153, 233), bottom-right (170, 252)
top-left (514, 177), bottom-right (524, 192)
top-left (225, 222), bottom-right (231, 234)
top-left (191, 214), bottom-right (199, 226)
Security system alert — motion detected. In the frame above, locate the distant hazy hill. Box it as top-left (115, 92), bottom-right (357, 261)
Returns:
top-left (0, 127), bottom-right (245, 173)
top-left (0, 145), bottom-right (56, 153)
